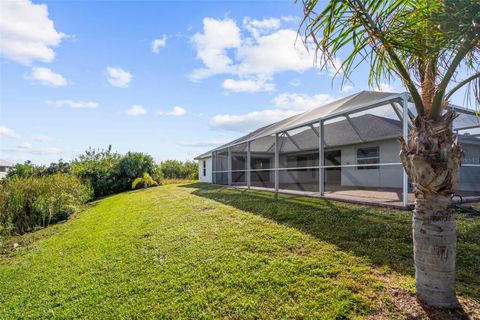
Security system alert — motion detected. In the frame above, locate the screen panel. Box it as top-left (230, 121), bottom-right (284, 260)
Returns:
top-left (215, 148), bottom-right (229, 172)
top-left (279, 124), bottom-right (319, 169)
top-left (323, 164), bottom-right (407, 205)
top-left (279, 168), bottom-right (319, 193)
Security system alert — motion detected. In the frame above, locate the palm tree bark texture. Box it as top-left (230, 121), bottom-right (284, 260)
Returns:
top-left (400, 110), bottom-right (464, 308)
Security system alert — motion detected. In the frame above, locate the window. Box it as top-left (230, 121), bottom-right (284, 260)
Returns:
top-left (357, 147), bottom-right (379, 169)
top-left (203, 160), bottom-right (206, 176)
top-left (0, 167), bottom-right (5, 172)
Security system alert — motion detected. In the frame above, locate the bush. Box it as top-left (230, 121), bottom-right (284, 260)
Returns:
top-left (160, 160), bottom-right (182, 179)
top-left (183, 161), bottom-right (199, 180)
top-left (160, 160), bottom-right (198, 180)
top-left (115, 152), bottom-right (161, 191)
top-left (0, 174), bottom-right (92, 235)
top-left (6, 161), bottom-right (47, 179)
top-left (70, 146), bottom-right (121, 198)
top-left (6, 159), bottom-right (71, 180)
top-left (70, 147), bottom-right (162, 198)
top-left (46, 159), bottom-right (71, 175)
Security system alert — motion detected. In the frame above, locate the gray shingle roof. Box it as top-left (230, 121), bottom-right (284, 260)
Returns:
top-left (243, 114), bottom-right (402, 154)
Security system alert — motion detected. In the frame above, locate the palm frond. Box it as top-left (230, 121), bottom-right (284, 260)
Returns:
top-left (299, 0), bottom-right (480, 117)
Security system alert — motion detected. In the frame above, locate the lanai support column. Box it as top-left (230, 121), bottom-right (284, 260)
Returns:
top-left (319, 120), bottom-right (325, 196)
top-left (275, 133), bottom-right (279, 192)
top-left (211, 151), bottom-right (215, 184)
top-left (247, 142), bottom-right (251, 189)
top-left (228, 147), bottom-right (232, 186)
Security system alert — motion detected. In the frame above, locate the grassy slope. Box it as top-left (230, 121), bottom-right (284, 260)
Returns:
top-left (0, 183), bottom-right (478, 319)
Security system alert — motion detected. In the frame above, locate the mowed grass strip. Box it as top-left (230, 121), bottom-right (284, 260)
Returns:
top-left (0, 183), bottom-right (478, 319)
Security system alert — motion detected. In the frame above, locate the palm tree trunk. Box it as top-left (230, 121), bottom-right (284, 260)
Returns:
top-left (413, 193), bottom-right (457, 307)
top-left (400, 110), bottom-right (464, 308)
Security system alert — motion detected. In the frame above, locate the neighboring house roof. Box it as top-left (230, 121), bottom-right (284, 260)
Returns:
top-left (0, 160), bottom-right (13, 167)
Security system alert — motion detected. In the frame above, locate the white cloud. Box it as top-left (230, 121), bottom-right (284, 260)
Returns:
top-left (273, 92), bottom-right (335, 111)
top-left (222, 78), bottom-right (275, 93)
top-left (0, 0), bottom-right (64, 64)
top-left (317, 57), bottom-right (342, 77)
top-left (289, 78), bottom-right (301, 87)
top-left (281, 16), bottom-right (297, 23)
top-left (169, 106), bottom-right (186, 116)
top-left (190, 17), bottom-right (317, 90)
top-left (106, 67), bottom-right (132, 88)
top-left (1, 143), bottom-right (62, 155)
top-left (237, 29), bottom-right (313, 76)
top-left (29, 67), bottom-right (67, 87)
top-left (190, 17), bottom-right (241, 81)
top-left (158, 106), bottom-right (187, 116)
top-left (126, 105), bottom-right (147, 116)
top-left (177, 139), bottom-right (230, 148)
top-left (35, 135), bottom-right (53, 143)
top-left (152, 35), bottom-right (167, 53)
top-left (243, 17), bottom-right (281, 38)
top-left (374, 82), bottom-right (396, 92)
top-left (0, 126), bottom-right (21, 139)
top-left (341, 84), bottom-right (354, 93)
top-left (17, 142), bottom-right (33, 150)
top-left (210, 91), bottom-right (338, 132)
top-left (41, 147), bottom-right (62, 154)
top-left (210, 109), bottom-right (299, 132)
top-left (45, 100), bottom-right (99, 109)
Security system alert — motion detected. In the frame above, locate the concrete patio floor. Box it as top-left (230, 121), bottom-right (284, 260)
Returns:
top-left (231, 184), bottom-right (480, 210)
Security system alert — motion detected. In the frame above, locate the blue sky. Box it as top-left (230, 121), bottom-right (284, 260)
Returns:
top-left (0, 0), bottom-right (470, 165)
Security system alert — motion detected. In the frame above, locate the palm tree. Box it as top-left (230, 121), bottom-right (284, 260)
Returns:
top-left (131, 172), bottom-right (157, 189)
top-left (300, 0), bottom-right (479, 308)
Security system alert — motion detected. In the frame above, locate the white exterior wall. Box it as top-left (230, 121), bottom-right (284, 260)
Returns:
top-left (198, 157), bottom-right (212, 183)
top-left (0, 167), bottom-right (11, 179)
top-left (338, 139), bottom-right (403, 189)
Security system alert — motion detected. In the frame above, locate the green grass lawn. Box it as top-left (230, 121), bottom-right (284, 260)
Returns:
top-left (0, 183), bottom-right (479, 319)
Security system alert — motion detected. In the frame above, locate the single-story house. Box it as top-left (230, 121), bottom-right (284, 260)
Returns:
top-left (0, 160), bottom-right (13, 179)
top-left (195, 91), bottom-right (480, 207)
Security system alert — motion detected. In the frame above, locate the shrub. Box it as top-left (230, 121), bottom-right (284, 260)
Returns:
top-left (131, 172), bottom-right (157, 189)
top-left (182, 161), bottom-right (199, 180)
top-left (70, 146), bottom-right (121, 198)
top-left (160, 160), bottom-right (198, 180)
top-left (0, 174), bottom-right (92, 235)
top-left (46, 159), bottom-right (71, 175)
top-left (6, 161), bottom-right (47, 179)
top-left (116, 152), bottom-right (160, 191)
top-left (160, 160), bottom-right (183, 179)
top-left (70, 147), bottom-right (162, 197)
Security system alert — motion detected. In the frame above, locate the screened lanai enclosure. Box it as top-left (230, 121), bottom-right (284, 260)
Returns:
top-left (199, 91), bottom-right (480, 208)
